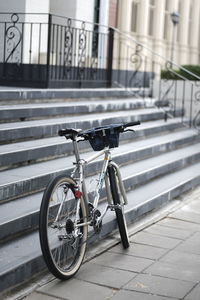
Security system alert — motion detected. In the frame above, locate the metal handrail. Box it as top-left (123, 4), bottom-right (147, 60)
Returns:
top-left (111, 28), bottom-right (200, 81)
top-left (107, 27), bottom-right (200, 131)
top-left (1, 12), bottom-right (199, 80)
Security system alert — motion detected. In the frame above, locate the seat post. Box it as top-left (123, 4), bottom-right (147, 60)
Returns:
top-left (72, 136), bottom-right (81, 163)
top-left (72, 135), bottom-right (89, 204)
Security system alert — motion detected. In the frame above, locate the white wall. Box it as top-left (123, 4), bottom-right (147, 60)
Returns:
top-left (25, 0), bottom-right (49, 13)
top-left (50, 0), bottom-right (95, 22)
top-left (50, 0), bottom-right (76, 19)
top-left (0, 0), bottom-right (49, 13)
top-left (0, 0), bottom-right (26, 13)
top-left (75, 0), bottom-right (94, 22)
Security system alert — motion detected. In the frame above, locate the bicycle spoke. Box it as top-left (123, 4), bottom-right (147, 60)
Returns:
top-left (39, 176), bottom-right (88, 279)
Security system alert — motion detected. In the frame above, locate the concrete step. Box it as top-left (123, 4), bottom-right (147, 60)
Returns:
top-left (1, 161), bottom-right (200, 294)
top-left (0, 107), bottom-right (181, 143)
top-left (0, 98), bottom-right (155, 122)
top-left (0, 128), bottom-right (199, 203)
top-left (0, 135), bottom-right (200, 241)
top-left (0, 87), bottom-right (143, 103)
top-left (0, 118), bottom-right (184, 169)
top-left (0, 90), bottom-right (198, 296)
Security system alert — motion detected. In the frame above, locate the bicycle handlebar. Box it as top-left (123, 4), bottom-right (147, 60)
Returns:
top-left (122, 121), bottom-right (140, 128)
top-left (58, 121), bottom-right (141, 140)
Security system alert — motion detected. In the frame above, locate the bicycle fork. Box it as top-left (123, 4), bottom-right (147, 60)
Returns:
top-left (105, 161), bottom-right (128, 206)
top-left (92, 160), bottom-right (128, 228)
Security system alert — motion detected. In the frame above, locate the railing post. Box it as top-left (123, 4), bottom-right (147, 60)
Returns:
top-left (181, 81), bottom-right (186, 123)
top-left (143, 56), bottom-right (147, 99)
top-left (173, 80), bottom-right (177, 117)
top-left (46, 14), bottom-right (52, 88)
top-left (3, 22), bottom-right (7, 78)
top-left (189, 83), bottom-right (194, 127)
top-left (107, 27), bottom-right (114, 87)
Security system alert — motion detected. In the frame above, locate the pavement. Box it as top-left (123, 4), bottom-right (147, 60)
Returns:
top-left (8, 186), bottom-right (200, 300)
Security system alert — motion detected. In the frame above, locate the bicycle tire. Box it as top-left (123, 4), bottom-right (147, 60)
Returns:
top-left (39, 175), bottom-right (88, 279)
top-left (108, 165), bottom-right (130, 249)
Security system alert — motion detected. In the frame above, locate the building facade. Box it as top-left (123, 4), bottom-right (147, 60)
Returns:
top-left (1, 0), bottom-right (199, 67)
top-left (117, 0), bottom-right (200, 66)
top-left (0, 0), bottom-right (199, 88)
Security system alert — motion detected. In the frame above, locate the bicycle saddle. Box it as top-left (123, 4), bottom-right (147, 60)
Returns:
top-left (58, 128), bottom-right (82, 136)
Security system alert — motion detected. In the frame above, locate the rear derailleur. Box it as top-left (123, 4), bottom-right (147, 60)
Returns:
top-left (88, 203), bottom-right (102, 234)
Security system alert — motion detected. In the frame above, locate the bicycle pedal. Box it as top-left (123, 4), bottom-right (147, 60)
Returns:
top-left (88, 202), bottom-right (94, 217)
top-left (58, 234), bottom-right (66, 240)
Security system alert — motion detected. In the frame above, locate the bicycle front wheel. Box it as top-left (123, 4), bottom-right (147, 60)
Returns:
top-left (39, 175), bottom-right (88, 279)
top-left (108, 165), bottom-right (130, 249)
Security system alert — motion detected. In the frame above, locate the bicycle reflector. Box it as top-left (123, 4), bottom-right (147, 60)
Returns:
top-left (74, 190), bottom-right (82, 198)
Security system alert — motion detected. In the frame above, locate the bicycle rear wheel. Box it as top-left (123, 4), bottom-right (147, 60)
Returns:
top-left (39, 175), bottom-right (88, 279)
top-left (108, 165), bottom-right (129, 249)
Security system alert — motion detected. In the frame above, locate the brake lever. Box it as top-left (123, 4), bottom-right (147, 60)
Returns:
top-left (77, 138), bottom-right (86, 143)
top-left (77, 134), bottom-right (89, 143)
top-left (124, 129), bottom-right (135, 133)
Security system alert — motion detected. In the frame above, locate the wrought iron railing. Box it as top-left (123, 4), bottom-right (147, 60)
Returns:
top-left (0, 12), bottom-right (199, 130)
top-left (0, 13), bottom-right (49, 87)
top-left (0, 13), bottom-right (113, 88)
top-left (111, 29), bottom-right (200, 131)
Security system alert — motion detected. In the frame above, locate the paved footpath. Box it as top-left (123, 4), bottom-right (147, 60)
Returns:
top-left (19, 187), bottom-right (200, 300)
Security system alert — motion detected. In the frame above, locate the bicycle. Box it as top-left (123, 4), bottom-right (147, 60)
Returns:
top-left (39, 121), bottom-right (140, 280)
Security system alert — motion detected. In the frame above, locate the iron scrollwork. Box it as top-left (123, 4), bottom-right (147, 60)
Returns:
top-left (90, 27), bottom-right (99, 79)
top-left (159, 61), bottom-right (176, 106)
top-left (129, 44), bottom-right (143, 94)
top-left (64, 18), bottom-right (73, 79)
top-left (193, 82), bottom-right (200, 130)
top-left (130, 44), bottom-right (143, 70)
top-left (193, 111), bottom-right (200, 130)
top-left (5, 13), bottom-right (22, 64)
top-left (4, 13), bottom-right (22, 79)
top-left (78, 22), bottom-right (87, 79)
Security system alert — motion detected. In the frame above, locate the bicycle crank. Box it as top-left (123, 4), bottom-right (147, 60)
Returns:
top-left (89, 208), bottom-right (102, 234)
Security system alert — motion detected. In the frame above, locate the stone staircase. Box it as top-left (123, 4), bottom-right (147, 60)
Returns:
top-left (0, 90), bottom-right (200, 295)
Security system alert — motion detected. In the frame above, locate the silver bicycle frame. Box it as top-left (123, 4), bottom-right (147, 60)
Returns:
top-left (71, 138), bottom-right (110, 206)
top-left (70, 138), bottom-right (127, 222)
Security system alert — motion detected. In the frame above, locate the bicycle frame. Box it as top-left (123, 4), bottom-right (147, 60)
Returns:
top-left (70, 138), bottom-right (127, 228)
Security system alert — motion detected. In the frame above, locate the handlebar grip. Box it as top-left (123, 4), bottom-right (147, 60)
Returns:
top-left (124, 121), bottom-right (140, 128)
top-left (58, 129), bottom-right (67, 136)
